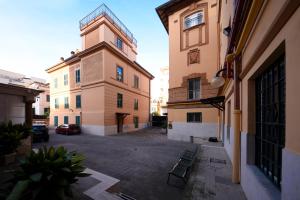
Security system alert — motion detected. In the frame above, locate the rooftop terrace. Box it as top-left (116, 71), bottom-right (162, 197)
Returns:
top-left (79, 4), bottom-right (137, 46)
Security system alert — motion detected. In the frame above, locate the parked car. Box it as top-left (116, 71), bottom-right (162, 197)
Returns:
top-left (55, 124), bottom-right (81, 135)
top-left (32, 124), bottom-right (49, 142)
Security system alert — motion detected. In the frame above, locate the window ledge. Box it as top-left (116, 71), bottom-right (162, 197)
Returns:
top-left (183, 22), bottom-right (205, 32)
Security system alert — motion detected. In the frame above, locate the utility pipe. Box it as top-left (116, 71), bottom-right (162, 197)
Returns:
top-left (225, 0), bottom-right (264, 183)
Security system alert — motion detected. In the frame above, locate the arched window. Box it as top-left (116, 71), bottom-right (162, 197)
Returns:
top-left (184, 11), bottom-right (204, 29)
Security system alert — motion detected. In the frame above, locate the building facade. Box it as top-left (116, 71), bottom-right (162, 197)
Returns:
top-left (157, 0), bottom-right (220, 141)
top-left (46, 4), bottom-right (154, 136)
top-left (216, 0), bottom-right (300, 199)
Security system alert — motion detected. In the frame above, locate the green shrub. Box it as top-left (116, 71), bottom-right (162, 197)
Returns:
top-left (0, 121), bottom-right (31, 155)
top-left (7, 146), bottom-right (89, 200)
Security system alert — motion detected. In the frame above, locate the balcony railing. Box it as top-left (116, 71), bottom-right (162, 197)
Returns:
top-left (79, 4), bottom-right (137, 46)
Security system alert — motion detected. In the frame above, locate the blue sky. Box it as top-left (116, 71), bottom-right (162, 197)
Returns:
top-left (0, 0), bottom-right (169, 88)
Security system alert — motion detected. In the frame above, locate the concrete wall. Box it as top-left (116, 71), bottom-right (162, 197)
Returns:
top-left (0, 94), bottom-right (25, 124)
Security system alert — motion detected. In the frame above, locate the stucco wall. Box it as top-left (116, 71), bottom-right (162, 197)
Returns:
top-left (0, 94), bottom-right (25, 124)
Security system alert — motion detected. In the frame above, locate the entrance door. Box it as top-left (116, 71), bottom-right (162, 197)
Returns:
top-left (117, 117), bottom-right (124, 133)
top-left (255, 54), bottom-right (285, 188)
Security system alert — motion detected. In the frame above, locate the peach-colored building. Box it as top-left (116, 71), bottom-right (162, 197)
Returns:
top-left (157, 0), bottom-right (220, 141)
top-left (158, 0), bottom-right (300, 199)
top-left (215, 0), bottom-right (300, 199)
top-left (46, 4), bottom-right (154, 136)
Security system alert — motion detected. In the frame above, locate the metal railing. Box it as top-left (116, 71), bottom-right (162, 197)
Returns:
top-left (79, 4), bottom-right (137, 46)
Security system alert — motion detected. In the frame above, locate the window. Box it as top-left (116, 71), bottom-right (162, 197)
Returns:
top-left (75, 116), bottom-right (81, 126)
top-left (227, 101), bottom-right (231, 143)
top-left (76, 95), bottom-right (81, 108)
top-left (134, 99), bottom-right (138, 110)
top-left (64, 97), bottom-right (69, 109)
top-left (75, 69), bottom-right (81, 83)
top-left (188, 78), bottom-right (200, 99)
top-left (54, 116), bottom-right (58, 127)
top-left (116, 37), bottom-right (123, 50)
top-left (255, 55), bottom-right (285, 188)
top-left (133, 117), bottom-right (139, 128)
top-left (116, 66), bottom-right (123, 82)
top-left (64, 74), bottom-right (68, 86)
top-left (54, 78), bottom-right (58, 88)
top-left (117, 93), bottom-right (123, 108)
top-left (44, 107), bottom-right (50, 114)
top-left (46, 95), bottom-right (50, 102)
top-left (187, 112), bottom-right (202, 123)
top-left (134, 75), bottom-right (139, 88)
top-left (64, 116), bottom-right (69, 124)
top-left (184, 11), bottom-right (204, 29)
top-left (55, 98), bottom-right (59, 109)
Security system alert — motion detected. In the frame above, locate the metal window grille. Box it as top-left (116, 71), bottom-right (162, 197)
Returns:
top-left (255, 55), bottom-right (285, 189)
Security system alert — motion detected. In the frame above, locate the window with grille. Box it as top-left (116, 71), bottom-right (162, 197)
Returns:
top-left (187, 112), bottom-right (202, 123)
top-left (117, 93), bottom-right (123, 108)
top-left (116, 66), bottom-right (123, 82)
top-left (184, 11), bottom-right (204, 29)
top-left (255, 55), bottom-right (285, 189)
top-left (188, 78), bottom-right (200, 100)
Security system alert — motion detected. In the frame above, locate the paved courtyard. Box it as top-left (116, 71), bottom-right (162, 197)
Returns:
top-left (34, 128), bottom-right (246, 200)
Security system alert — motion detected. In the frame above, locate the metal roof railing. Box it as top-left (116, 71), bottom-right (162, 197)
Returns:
top-left (79, 4), bottom-right (137, 46)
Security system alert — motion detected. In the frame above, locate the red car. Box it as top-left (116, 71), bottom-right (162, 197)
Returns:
top-left (55, 124), bottom-right (81, 135)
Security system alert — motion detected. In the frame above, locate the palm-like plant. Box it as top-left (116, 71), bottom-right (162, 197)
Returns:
top-left (7, 146), bottom-right (89, 200)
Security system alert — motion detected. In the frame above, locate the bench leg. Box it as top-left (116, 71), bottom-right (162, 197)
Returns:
top-left (167, 173), bottom-right (171, 185)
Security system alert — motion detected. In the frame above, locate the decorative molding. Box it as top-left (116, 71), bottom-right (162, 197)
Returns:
top-left (180, 2), bottom-right (209, 51)
top-left (188, 48), bottom-right (200, 65)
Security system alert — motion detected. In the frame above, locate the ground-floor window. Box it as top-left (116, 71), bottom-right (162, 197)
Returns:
top-left (54, 116), bottom-right (58, 127)
top-left (133, 116), bottom-right (139, 128)
top-left (187, 112), bottom-right (202, 123)
top-left (64, 116), bottom-right (69, 124)
top-left (75, 116), bottom-right (80, 126)
top-left (255, 54), bottom-right (285, 189)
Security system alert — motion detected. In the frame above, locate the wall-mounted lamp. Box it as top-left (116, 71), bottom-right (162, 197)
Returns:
top-left (211, 68), bottom-right (227, 88)
top-left (223, 26), bottom-right (231, 36)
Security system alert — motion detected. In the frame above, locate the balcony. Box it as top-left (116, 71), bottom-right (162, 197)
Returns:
top-left (79, 4), bottom-right (137, 46)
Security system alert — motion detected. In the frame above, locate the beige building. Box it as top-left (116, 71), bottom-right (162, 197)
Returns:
top-left (158, 0), bottom-right (300, 199)
top-left (216, 0), bottom-right (300, 199)
top-left (46, 4), bottom-right (154, 136)
top-left (157, 0), bottom-right (220, 141)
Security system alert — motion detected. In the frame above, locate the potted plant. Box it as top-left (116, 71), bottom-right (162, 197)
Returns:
top-left (6, 146), bottom-right (90, 200)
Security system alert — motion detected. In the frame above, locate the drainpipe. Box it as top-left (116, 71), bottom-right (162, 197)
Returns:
top-left (226, 0), bottom-right (264, 183)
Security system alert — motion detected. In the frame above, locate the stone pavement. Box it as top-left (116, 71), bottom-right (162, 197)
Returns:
top-left (183, 143), bottom-right (246, 200)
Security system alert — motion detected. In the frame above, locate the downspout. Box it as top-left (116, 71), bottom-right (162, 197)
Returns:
top-left (226, 0), bottom-right (264, 183)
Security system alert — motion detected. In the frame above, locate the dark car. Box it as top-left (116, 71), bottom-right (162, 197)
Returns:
top-left (55, 124), bottom-right (81, 135)
top-left (32, 124), bottom-right (49, 142)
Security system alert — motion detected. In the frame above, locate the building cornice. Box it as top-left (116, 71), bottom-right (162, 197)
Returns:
top-left (45, 41), bottom-right (154, 79)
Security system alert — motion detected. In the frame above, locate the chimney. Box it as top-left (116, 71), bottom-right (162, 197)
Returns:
top-left (60, 57), bottom-right (64, 61)
top-left (71, 51), bottom-right (75, 55)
